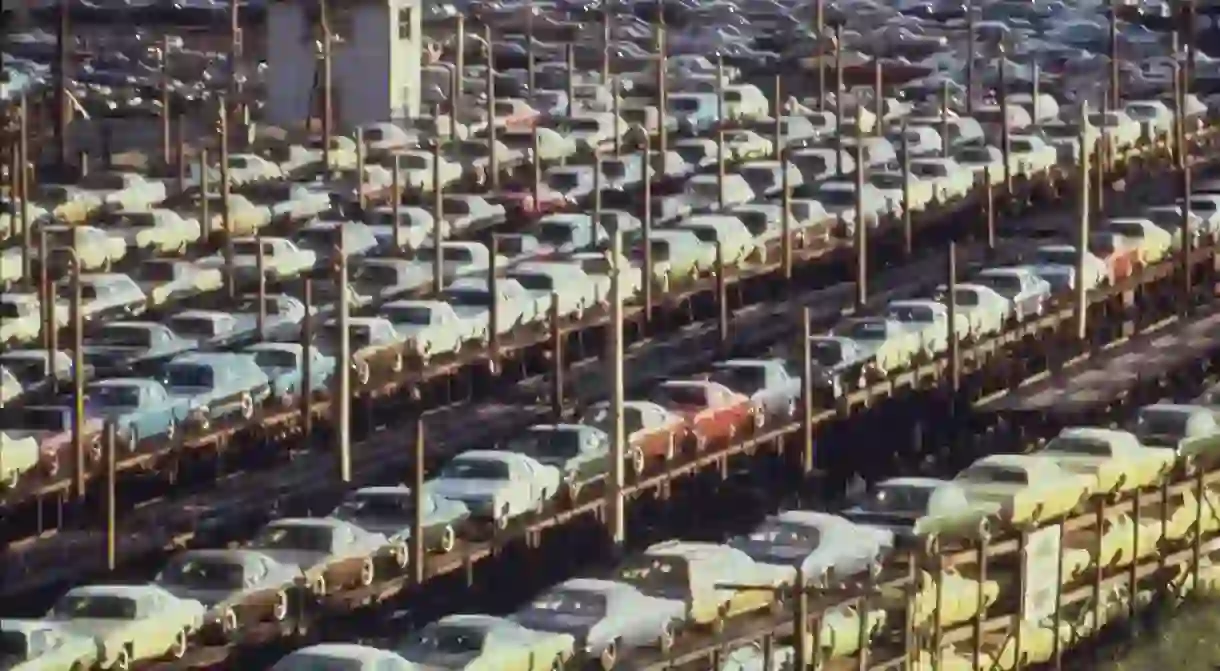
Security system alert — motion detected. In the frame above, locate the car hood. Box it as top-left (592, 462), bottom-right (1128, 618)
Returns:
top-left (427, 479), bottom-right (506, 500)
top-left (248, 549), bottom-right (328, 571)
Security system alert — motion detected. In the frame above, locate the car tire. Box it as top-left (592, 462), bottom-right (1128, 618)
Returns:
top-left (273, 591), bottom-right (289, 621)
top-left (311, 575), bottom-right (327, 597)
top-left (221, 608), bottom-right (239, 634)
top-left (239, 393), bottom-right (254, 420)
top-left (659, 621), bottom-right (676, 652)
top-left (359, 558), bottom-right (376, 586)
top-left (1, 469), bottom-right (18, 489)
top-left (113, 647), bottom-right (132, 671)
top-left (166, 418), bottom-right (177, 442)
top-left (392, 353), bottom-right (404, 372)
top-left (168, 629), bottom-right (189, 658)
top-left (354, 360), bottom-right (371, 385)
top-left (438, 525), bottom-right (456, 553)
top-left (599, 639), bottom-right (619, 670)
top-left (629, 447), bottom-right (645, 475)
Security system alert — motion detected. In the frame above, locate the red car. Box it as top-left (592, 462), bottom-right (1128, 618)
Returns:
top-left (581, 400), bottom-right (689, 468)
top-left (1089, 231), bottom-right (1139, 281)
top-left (650, 380), bottom-right (759, 451)
top-left (497, 183), bottom-right (572, 220)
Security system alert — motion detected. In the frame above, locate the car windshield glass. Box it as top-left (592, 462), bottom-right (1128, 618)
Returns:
top-left (344, 492), bottom-right (412, 518)
top-left (4, 408), bottom-right (68, 432)
top-left (162, 558), bottom-right (245, 589)
top-left (511, 273), bottom-right (554, 292)
top-left (168, 316), bottom-right (223, 339)
top-left (138, 261), bottom-right (177, 282)
top-left (536, 221), bottom-right (578, 245)
top-left (0, 630), bottom-right (28, 659)
top-left (847, 320), bottom-right (888, 340)
top-left (548, 172), bottom-right (583, 190)
top-left (164, 364), bottom-right (214, 389)
top-left (412, 624), bottom-right (487, 654)
top-left (253, 349), bottom-right (299, 369)
top-left (870, 174), bottom-right (905, 189)
top-left (52, 595), bottom-right (138, 619)
top-left (441, 458), bottom-right (509, 480)
top-left (1135, 410), bottom-right (1189, 438)
top-left (957, 465), bottom-right (1028, 484)
top-left (809, 341), bottom-right (843, 366)
top-left (816, 188), bottom-right (855, 207)
top-left (383, 305), bottom-right (434, 325)
top-left (96, 326), bottom-right (152, 348)
top-left (653, 385), bottom-right (708, 407)
top-left (252, 524), bottom-right (333, 552)
top-left (614, 556), bottom-right (690, 599)
top-left (88, 385), bottom-right (141, 408)
top-left (1034, 248), bottom-right (1075, 265)
top-left (975, 273), bottom-right (1022, 297)
top-left (509, 429), bottom-right (584, 458)
top-left (746, 521), bottom-right (819, 548)
top-left (444, 289), bottom-right (490, 307)
top-left (887, 305), bottom-right (936, 322)
top-left (1045, 436), bottom-right (1113, 456)
top-left (527, 589), bottom-right (607, 618)
top-left (710, 365), bottom-right (767, 395)
top-left (0, 357), bottom-right (46, 383)
top-left (855, 485), bottom-right (934, 514)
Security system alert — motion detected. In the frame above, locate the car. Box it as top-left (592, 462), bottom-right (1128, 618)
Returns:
top-left (409, 242), bottom-right (506, 283)
top-left (729, 511), bottom-right (893, 583)
top-left (1102, 217), bottom-right (1173, 265)
top-left (203, 236), bottom-right (317, 283)
top-left (1007, 134), bottom-right (1059, 178)
top-left (650, 379), bottom-right (762, 450)
top-left (611, 541), bottom-right (787, 632)
top-left (0, 406), bottom-right (106, 476)
top-left (709, 359), bottom-right (802, 423)
top-left (247, 343), bottom-right (337, 407)
top-left (0, 618), bottom-right (99, 670)
top-left (506, 424), bottom-right (645, 499)
top-left (134, 259), bottom-right (224, 307)
top-left (1032, 427), bottom-right (1177, 496)
top-left (315, 317), bottom-right (406, 386)
top-left (0, 293), bottom-right (48, 344)
top-left (907, 157), bottom-right (974, 202)
top-left (634, 230), bottom-right (710, 291)
top-left (271, 643), bottom-right (421, 671)
top-left (677, 215), bottom-right (758, 267)
top-left (534, 213), bottom-right (605, 254)
top-left (0, 431), bottom-right (54, 488)
top-left (161, 353), bottom-right (271, 431)
top-left (841, 477), bottom-right (989, 539)
top-left (396, 149), bottom-right (464, 192)
top-left (973, 267), bottom-right (1052, 321)
top-left (85, 378), bottom-right (192, 448)
top-left (952, 454), bottom-right (1097, 525)
top-left (39, 224), bottom-right (126, 271)
top-left (507, 262), bottom-right (598, 321)
top-left (884, 299), bottom-right (970, 356)
top-left (566, 251), bottom-right (644, 304)
top-left (932, 283), bottom-right (1011, 338)
top-left (836, 317), bottom-right (922, 378)
top-left (329, 486), bottom-right (470, 556)
top-left (44, 584), bottom-right (205, 670)
top-left (73, 274), bottom-right (149, 321)
top-left (0, 349), bottom-right (81, 397)
top-left (869, 170), bottom-right (934, 214)
top-left (1026, 244), bottom-right (1110, 291)
top-left (510, 578), bottom-right (686, 669)
top-left (426, 450), bottom-right (562, 529)
top-left (579, 400), bottom-right (689, 467)
top-left (246, 517), bottom-right (391, 596)
top-left (166, 310), bottom-right (249, 347)
top-left (381, 299), bottom-right (483, 361)
top-left (1130, 403), bottom-right (1220, 454)
top-left (351, 258), bottom-right (433, 301)
top-left (155, 549), bottom-right (299, 637)
top-left (397, 614), bottom-right (574, 671)
top-left (101, 208), bottom-right (201, 256)
top-left (443, 277), bottom-right (536, 338)
top-left (1088, 231), bottom-right (1140, 281)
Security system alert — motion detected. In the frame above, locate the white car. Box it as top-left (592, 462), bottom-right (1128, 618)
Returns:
top-left (953, 144), bottom-right (1007, 187)
top-left (0, 292), bottom-right (46, 344)
top-left (45, 584), bottom-right (206, 670)
top-left (868, 171), bottom-right (934, 214)
top-left (0, 431), bottom-right (47, 488)
top-left (685, 173), bottom-right (755, 212)
top-left (1123, 99), bottom-right (1176, 139)
top-left (76, 274), bottom-right (148, 320)
top-left (1007, 135), bottom-right (1059, 178)
top-left (508, 262), bottom-right (598, 321)
top-left (135, 259), bottom-right (224, 307)
top-left (40, 224), bottom-right (127, 271)
top-left (885, 299), bottom-right (969, 355)
top-left (1089, 110), bottom-right (1142, 154)
top-left (836, 317), bottom-right (922, 377)
top-left (409, 241), bottom-right (505, 282)
top-left (224, 153), bottom-right (285, 185)
top-left (908, 158), bottom-right (974, 202)
top-left (38, 183), bottom-right (104, 223)
top-left (204, 237), bottom-right (318, 282)
top-left (380, 299), bottom-right (479, 361)
top-left (677, 215), bottom-right (758, 267)
top-left (567, 251), bottom-right (644, 303)
top-left (82, 171), bottom-right (167, 212)
top-left (932, 283), bottom-right (1011, 338)
top-left (395, 150), bottom-right (464, 192)
top-left (271, 644), bottom-right (420, 671)
top-left (721, 129), bottom-right (774, 160)
top-left (0, 198), bottom-right (47, 241)
top-left (442, 277), bottom-right (535, 337)
top-left (104, 208), bottom-right (202, 256)
top-left (1027, 244), bottom-right (1110, 291)
top-left (426, 450), bottom-right (562, 528)
top-left (270, 185), bottom-right (333, 223)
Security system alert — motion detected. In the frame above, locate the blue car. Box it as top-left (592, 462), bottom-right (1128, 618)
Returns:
top-left (160, 353), bottom-right (271, 432)
top-left (85, 378), bottom-right (192, 447)
top-left (246, 342), bottom-right (336, 407)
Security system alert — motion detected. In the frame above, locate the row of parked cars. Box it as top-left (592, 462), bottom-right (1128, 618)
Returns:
top-left (7, 392), bottom-right (1215, 671)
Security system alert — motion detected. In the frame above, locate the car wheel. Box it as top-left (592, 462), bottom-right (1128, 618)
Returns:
top-left (629, 447), bottom-right (645, 475)
top-left (359, 558), bottom-right (376, 586)
top-left (391, 353), bottom-right (404, 372)
top-left (495, 505), bottom-right (510, 530)
top-left (564, 477), bottom-right (582, 503)
top-left (168, 629), bottom-right (189, 658)
top-left (272, 591), bottom-right (289, 620)
top-left (438, 525), bottom-right (456, 553)
top-left (239, 393), bottom-right (254, 420)
top-left (221, 608), bottom-right (239, 634)
top-left (1, 469), bottom-right (18, 489)
top-left (354, 360), bottom-right (371, 385)
top-left (659, 621), bottom-right (676, 652)
top-left (113, 647), bottom-right (132, 671)
top-left (311, 575), bottom-right (327, 596)
top-left (550, 654), bottom-right (565, 671)
top-left (599, 638), bottom-right (619, 670)
top-left (166, 418), bottom-right (177, 442)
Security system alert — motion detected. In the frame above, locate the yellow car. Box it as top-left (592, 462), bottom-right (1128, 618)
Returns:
top-left (953, 454), bottom-right (1097, 526)
top-left (398, 614), bottom-right (574, 671)
top-left (1032, 427), bottom-right (1175, 495)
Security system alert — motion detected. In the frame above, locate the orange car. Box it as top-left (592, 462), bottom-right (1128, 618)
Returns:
top-left (580, 400), bottom-right (689, 466)
top-left (650, 380), bottom-right (759, 451)
top-left (1088, 231), bottom-right (1140, 281)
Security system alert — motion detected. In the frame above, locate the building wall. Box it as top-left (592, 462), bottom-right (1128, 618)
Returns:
top-left (265, 0), bottom-right (421, 131)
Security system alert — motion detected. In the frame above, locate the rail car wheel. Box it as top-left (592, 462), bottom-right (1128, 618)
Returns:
top-left (359, 558), bottom-right (376, 586)
top-left (599, 639), bottom-right (619, 670)
top-left (168, 629), bottom-right (189, 658)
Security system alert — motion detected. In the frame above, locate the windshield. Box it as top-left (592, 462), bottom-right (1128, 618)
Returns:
top-left (675, 144), bottom-right (709, 164)
top-left (1041, 125), bottom-right (1077, 139)
top-left (536, 221), bottom-right (578, 245)
top-left (847, 320), bottom-right (888, 340)
top-left (810, 341), bottom-right (843, 366)
top-left (253, 349), bottom-right (299, 369)
top-left (1034, 248), bottom-right (1076, 265)
top-left (870, 174), bottom-right (905, 190)
top-left (444, 289), bottom-right (491, 308)
top-left (911, 163), bottom-right (947, 178)
top-left (816, 188), bottom-right (855, 207)
top-left (232, 240), bottom-right (273, 257)
top-left (956, 148), bottom-right (995, 163)
top-left (511, 272), bottom-right (555, 292)
top-left (0, 630), bottom-right (29, 660)
top-left (710, 365), bottom-right (767, 395)
top-left (1134, 410), bottom-right (1190, 439)
top-left (854, 485), bottom-right (933, 514)
top-left (746, 520), bottom-right (820, 548)
top-left (509, 429), bottom-right (584, 459)
top-left (161, 558), bottom-right (245, 589)
top-left (950, 289), bottom-right (980, 306)
top-left (887, 305), bottom-right (936, 322)
top-left (252, 524), bottom-right (333, 552)
top-left (957, 464), bottom-right (1027, 484)
top-left (354, 264), bottom-right (401, 286)
top-left (548, 172), bottom-right (583, 190)
top-left (96, 325), bottom-right (151, 348)
top-left (526, 589), bottom-right (607, 618)
top-left (52, 594), bottom-right (138, 619)
top-left (138, 261), bottom-right (177, 282)
top-left (653, 385), bottom-right (708, 408)
top-left (164, 364), bottom-right (214, 389)
top-left (441, 458), bottom-right (509, 480)
top-left (415, 246), bottom-right (474, 263)
top-left (668, 97), bottom-right (702, 113)
top-left (383, 305), bottom-right (434, 326)
top-left (975, 273), bottom-right (1022, 298)
top-left (342, 492), bottom-right (412, 518)
top-left (87, 384), bottom-right (141, 408)
top-left (615, 556), bottom-right (690, 599)
top-left (1108, 222), bottom-right (1146, 238)
top-left (168, 316), bottom-right (223, 339)
top-left (411, 624), bottom-right (486, 655)
top-left (1044, 436), bottom-right (1113, 456)
top-left (0, 356), bottom-right (46, 383)
top-left (4, 408), bottom-right (68, 432)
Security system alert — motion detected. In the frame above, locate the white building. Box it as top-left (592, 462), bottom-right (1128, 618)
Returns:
top-left (264, 0), bottom-right (422, 130)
